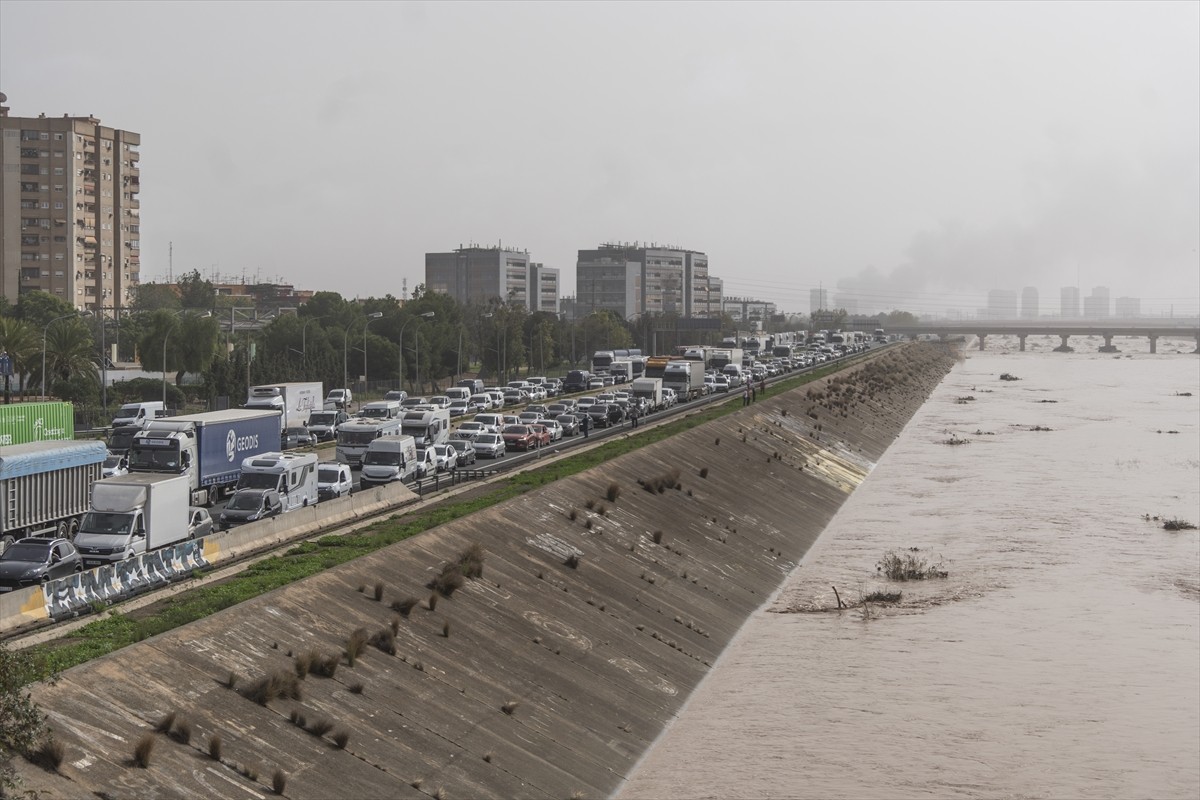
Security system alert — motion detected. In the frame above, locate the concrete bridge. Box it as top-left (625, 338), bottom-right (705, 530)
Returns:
top-left (883, 321), bottom-right (1200, 353)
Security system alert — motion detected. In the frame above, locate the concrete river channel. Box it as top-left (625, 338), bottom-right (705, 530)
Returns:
top-left (10, 340), bottom-right (1193, 799)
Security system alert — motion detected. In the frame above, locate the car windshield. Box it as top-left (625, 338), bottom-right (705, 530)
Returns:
top-left (361, 407), bottom-right (390, 418)
top-left (363, 451), bottom-right (402, 466)
top-left (338, 430), bottom-right (378, 445)
top-left (476, 434), bottom-right (499, 444)
top-left (238, 473), bottom-right (280, 491)
top-left (503, 425), bottom-right (528, 434)
top-left (318, 467), bottom-right (343, 482)
top-left (1, 543), bottom-right (51, 563)
top-left (449, 441), bottom-right (468, 452)
top-left (103, 455), bottom-right (124, 468)
top-left (309, 412), bottom-right (335, 425)
top-left (80, 511), bottom-right (133, 535)
top-left (227, 492), bottom-right (264, 511)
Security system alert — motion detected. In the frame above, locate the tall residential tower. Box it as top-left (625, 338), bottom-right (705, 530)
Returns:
top-left (0, 98), bottom-right (141, 311)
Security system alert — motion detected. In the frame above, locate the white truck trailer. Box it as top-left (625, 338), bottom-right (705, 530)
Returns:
top-left (245, 382), bottom-right (323, 431)
top-left (73, 473), bottom-right (192, 566)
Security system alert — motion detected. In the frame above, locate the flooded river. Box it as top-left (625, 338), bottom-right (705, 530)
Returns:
top-left (619, 339), bottom-right (1200, 799)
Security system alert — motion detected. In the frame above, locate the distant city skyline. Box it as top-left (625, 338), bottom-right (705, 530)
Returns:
top-left (2, 2), bottom-right (1195, 317)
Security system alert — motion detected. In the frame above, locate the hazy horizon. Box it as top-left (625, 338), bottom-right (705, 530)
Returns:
top-left (2, 1), bottom-right (1196, 316)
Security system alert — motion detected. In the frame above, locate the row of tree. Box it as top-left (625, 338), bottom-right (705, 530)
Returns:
top-left (0, 271), bottom-right (918, 410)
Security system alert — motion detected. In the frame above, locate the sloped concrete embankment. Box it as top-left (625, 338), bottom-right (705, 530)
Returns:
top-left (17, 345), bottom-right (957, 800)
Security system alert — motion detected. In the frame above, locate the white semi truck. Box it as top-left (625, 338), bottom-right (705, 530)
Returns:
top-left (0, 440), bottom-right (107, 546)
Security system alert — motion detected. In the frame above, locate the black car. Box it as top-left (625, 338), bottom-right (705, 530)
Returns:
top-left (586, 403), bottom-right (624, 428)
top-left (218, 489), bottom-right (284, 529)
top-left (281, 425), bottom-right (315, 450)
top-left (557, 413), bottom-right (581, 436)
top-left (448, 439), bottom-right (477, 467)
top-left (0, 538), bottom-right (83, 591)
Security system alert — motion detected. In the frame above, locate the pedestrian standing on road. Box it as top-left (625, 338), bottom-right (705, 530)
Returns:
top-left (743, 384), bottom-right (750, 407)
top-left (630, 407), bottom-right (639, 428)
top-left (751, 384), bottom-right (757, 403)
top-left (582, 414), bottom-right (590, 438)
top-left (760, 377), bottom-right (767, 398)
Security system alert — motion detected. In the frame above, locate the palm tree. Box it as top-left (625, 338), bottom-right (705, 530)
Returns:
top-left (44, 321), bottom-right (98, 393)
top-left (0, 317), bottom-right (38, 399)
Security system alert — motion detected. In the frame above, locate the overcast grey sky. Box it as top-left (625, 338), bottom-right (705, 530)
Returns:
top-left (3, 0), bottom-right (1197, 316)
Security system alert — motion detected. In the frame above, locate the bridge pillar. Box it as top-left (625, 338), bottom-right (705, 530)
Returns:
top-left (1149, 335), bottom-right (1158, 354)
top-left (978, 334), bottom-right (986, 351)
top-left (1054, 335), bottom-right (1073, 352)
top-left (1018, 335), bottom-right (1027, 352)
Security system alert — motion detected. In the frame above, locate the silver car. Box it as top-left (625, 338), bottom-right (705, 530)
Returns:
top-left (473, 433), bottom-right (506, 459)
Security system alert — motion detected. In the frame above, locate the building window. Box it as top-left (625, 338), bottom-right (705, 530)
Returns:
top-left (39, 132), bottom-right (49, 140)
top-left (53, 167), bottom-right (64, 176)
top-left (54, 253), bottom-right (64, 261)
top-left (53, 132), bottom-right (63, 141)
top-left (53, 184), bottom-right (64, 193)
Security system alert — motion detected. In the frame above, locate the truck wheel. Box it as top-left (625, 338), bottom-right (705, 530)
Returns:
top-left (56, 520), bottom-right (69, 539)
top-left (68, 518), bottom-right (80, 540)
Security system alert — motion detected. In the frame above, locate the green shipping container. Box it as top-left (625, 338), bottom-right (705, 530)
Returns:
top-left (0, 402), bottom-right (75, 446)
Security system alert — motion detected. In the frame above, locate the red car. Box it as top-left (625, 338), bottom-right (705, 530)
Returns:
top-left (527, 424), bottom-right (552, 448)
top-left (501, 424), bottom-right (536, 451)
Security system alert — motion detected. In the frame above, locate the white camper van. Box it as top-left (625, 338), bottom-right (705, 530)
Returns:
top-left (237, 451), bottom-right (319, 512)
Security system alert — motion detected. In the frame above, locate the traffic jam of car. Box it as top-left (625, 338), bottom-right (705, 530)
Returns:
top-left (0, 332), bottom-right (875, 583)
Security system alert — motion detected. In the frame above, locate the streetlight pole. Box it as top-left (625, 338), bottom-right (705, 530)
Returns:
top-left (362, 311), bottom-right (383, 392)
top-left (42, 310), bottom-right (88, 400)
top-left (398, 311), bottom-right (435, 395)
top-left (162, 311), bottom-right (211, 407)
top-left (301, 315), bottom-right (326, 362)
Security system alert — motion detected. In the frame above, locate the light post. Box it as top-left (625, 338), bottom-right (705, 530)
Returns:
top-left (362, 311), bottom-right (383, 391)
top-left (398, 311), bottom-right (435, 394)
top-left (42, 310), bottom-right (89, 400)
top-left (342, 311), bottom-right (381, 393)
top-left (162, 311), bottom-right (211, 407)
top-left (301, 315), bottom-right (327, 362)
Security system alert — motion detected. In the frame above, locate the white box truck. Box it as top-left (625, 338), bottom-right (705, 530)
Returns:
top-left (245, 382), bottom-right (323, 431)
top-left (336, 417), bottom-right (402, 467)
top-left (74, 473), bottom-right (192, 566)
top-left (630, 377), bottom-right (664, 412)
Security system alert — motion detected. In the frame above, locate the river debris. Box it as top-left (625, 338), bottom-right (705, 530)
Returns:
top-left (955, 395), bottom-right (977, 404)
top-left (1164, 518), bottom-right (1197, 531)
top-left (877, 549), bottom-right (949, 581)
top-left (999, 373), bottom-right (1021, 381)
top-left (941, 434), bottom-right (970, 445)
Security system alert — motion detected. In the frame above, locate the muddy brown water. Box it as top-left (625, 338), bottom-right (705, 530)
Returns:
top-left (619, 340), bottom-right (1200, 800)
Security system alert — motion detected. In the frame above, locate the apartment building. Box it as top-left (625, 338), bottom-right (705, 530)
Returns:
top-left (0, 99), bottom-right (141, 311)
top-left (1021, 286), bottom-right (1039, 319)
top-left (723, 296), bottom-right (777, 327)
top-left (576, 242), bottom-right (714, 320)
top-left (426, 245), bottom-right (558, 312)
top-left (1060, 286), bottom-right (1080, 318)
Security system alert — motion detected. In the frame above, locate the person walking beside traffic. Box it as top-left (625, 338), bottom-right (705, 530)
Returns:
top-left (743, 384), bottom-right (750, 407)
top-left (759, 377), bottom-right (767, 398)
top-left (582, 413), bottom-right (591, 438)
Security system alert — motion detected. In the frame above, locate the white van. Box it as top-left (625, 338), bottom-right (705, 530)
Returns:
top-left (237, 451), bottom-right (319, 512)
top-left (444, 387), bottom-right (471, 403)
top-left (358, 400), bottom-right (403, 420)
top-left (721, 363), bottom-right (745, 387)
top-left (111, 401), bottom-right (166, 429)
top-left (360, 436), bottom-right (419, 486)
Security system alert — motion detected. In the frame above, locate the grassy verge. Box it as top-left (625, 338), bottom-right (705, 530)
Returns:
top-left (26, 358), bottom-right (856, 681)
